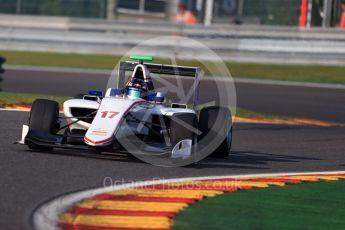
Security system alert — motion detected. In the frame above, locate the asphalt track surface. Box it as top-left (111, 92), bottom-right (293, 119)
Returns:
top-left (1, 110), bottom-right (345, 229)
top-left (1, 67), bottom-right (345, 229)
top-left (2, 67), bottom-right (345, 123)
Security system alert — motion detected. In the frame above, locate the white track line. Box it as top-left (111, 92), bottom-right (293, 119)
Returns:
top-left (33, 170), bottom-right (345, 230)
top-left (0, 108), bottom-right (30, 112)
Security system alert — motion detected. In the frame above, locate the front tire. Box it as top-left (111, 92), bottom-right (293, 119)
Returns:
top-left (198, 106), bottom-right (232, 158)
top-left (28, 99), bottom-right (59, 150)
top-left (170, 113), bottom-right (197, 148)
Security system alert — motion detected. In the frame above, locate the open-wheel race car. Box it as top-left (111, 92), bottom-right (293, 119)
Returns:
top-left (17, 56), bottom-right (232, 162)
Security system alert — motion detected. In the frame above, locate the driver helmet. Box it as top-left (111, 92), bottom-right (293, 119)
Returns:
top-left (126, 78), bottom-right (148, 99)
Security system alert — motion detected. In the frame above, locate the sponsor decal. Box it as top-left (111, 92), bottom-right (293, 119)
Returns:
top-left (90, 129), bottom-right (109, 136)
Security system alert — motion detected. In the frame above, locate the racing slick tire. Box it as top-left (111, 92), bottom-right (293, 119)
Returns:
top-left (198, 106), bottom-right (232, 158)
top-left (28, 99), bottom-right (59, 151)
top-left (170, 113), bottom-right (197, 148)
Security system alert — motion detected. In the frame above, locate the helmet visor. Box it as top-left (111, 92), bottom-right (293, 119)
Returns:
top-left (127, 88), bottom-right (142, 98)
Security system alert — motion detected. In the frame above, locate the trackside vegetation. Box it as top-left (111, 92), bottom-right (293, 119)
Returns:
top-left (173, 180), bottom-right (345, 230)
top-left (1, 50), bottom-right (345, 84)
top-left (0, 92), bottom-right (70, 106)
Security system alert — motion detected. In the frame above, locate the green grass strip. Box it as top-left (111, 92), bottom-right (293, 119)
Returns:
top-left (1, 50), bottom-right (345, 84)
top-left (0, 91), bottom-right (71, 106)
top-left (173, 180), bottom-right (345, 230)
top-left (1, 50), bottom-right (120, 70)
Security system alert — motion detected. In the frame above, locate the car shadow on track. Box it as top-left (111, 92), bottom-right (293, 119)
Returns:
top-left (25, 149), bottom-right (144, 164)
top-left (230, 151), bottom-right (321, 164)
top-left (195, 150), bottom-right (322, 169)
top-left (23, 148), bottom-right (322, 170)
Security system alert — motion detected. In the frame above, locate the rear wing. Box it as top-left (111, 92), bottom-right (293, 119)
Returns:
top-left (119, 61), bottom-right (200, 77)
top-left (117, 61), bottom-right (201, 108)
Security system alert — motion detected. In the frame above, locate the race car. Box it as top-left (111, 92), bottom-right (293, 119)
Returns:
top-left (17, 56), bottom-right (232, 162)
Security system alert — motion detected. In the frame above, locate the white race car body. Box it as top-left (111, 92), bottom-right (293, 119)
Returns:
top-left (18, 58), bottom-right (233, 162)
top-left (63, 96), bottom-right (195, 148)
top-left (19, 59), bottom-right (202, 160)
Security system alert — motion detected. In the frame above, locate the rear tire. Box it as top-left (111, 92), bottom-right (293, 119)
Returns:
top-left (198, 106), bottom-right (232, 158)
top-left (28, 99), bottom-right (59, 151)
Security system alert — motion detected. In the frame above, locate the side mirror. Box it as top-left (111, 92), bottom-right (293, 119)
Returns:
top-left (105, 88), bottom-right (123, 97)
top-left (88, 90), bottom-right (103, 97)
top-left (149, 92), bottom-right (165, 103)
